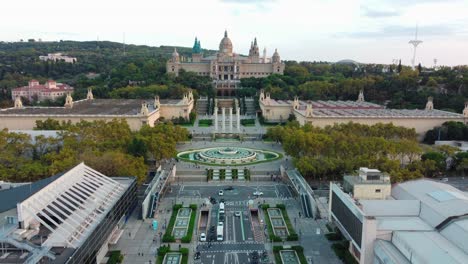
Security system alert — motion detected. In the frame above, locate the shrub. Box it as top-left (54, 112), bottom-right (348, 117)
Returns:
top-left (272, 246), bottom-right (283, 253)
top-left (325, 232), bottom-right (343, 241)
top-left (107, 250), bottom-right (123, 264)
top-left (163, 204), bottom-right (181, 242)
top-left (180, 248), bottom-right (189, 256)
top-left (287, 233), bottom-right (299, 241)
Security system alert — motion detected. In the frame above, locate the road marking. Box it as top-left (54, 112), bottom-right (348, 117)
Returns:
top-left (240, 214), bottom-right (245, 241)
top-left (232, 214), bottom-right (237, 242)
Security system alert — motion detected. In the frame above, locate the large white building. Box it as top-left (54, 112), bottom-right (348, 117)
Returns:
top-left (329, 178), bottom-right (468, 264)
top-left (0, 163), bottom-right (137, 263)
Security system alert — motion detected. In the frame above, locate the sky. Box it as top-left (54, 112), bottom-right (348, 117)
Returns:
top-left (1, 0), bottom-right (468, 66)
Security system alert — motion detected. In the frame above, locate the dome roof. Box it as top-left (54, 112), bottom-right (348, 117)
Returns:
top-left (219, 30), bottom-right (233, 55)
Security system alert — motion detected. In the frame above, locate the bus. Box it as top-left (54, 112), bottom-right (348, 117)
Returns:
top-left (217, 225), bottom-right (224, 241)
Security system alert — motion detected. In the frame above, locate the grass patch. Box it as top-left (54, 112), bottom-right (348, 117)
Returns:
top-left (162, 204), bottom-right (182, 242)
top-left (241, 119), bottom-right (256, 126)
top-left (181, 204), bottom-right (197, 243)
top-left (272, 245), bottom-right (308, 264)
top-left (276, 204), bottom-right (298, 241)
top-left (176, 149), bottom-right (283, 167)
top-left (198, 119), bottom-right (213, 127)
top-left (156, 245), bottom-right (189, 264)
top-left (262, 204), bottom-right (282, 242)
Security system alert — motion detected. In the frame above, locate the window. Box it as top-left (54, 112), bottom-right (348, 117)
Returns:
top-left (375, 189), bottom-right (381, 193)
top-left (224, 74), bottom-right (228, 80)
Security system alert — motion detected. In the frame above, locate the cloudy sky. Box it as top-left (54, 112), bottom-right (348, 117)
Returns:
top-left (2, 0), bottom-right (467, 66)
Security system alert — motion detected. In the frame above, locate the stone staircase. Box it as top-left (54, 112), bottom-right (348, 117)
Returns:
top-left (196, 97), bottom-right (209, 115)
top-left (245, 97), bottom-right (256, 115)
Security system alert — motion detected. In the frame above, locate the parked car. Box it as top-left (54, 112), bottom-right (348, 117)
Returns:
top-left (200, 233), bottom-right (206, 242)
top-left (235, 211), bottom-right (241, 217)
top-left (253, 191), bottom-right (264, 196)
top-left (225, 186), bottom-right (234, 191)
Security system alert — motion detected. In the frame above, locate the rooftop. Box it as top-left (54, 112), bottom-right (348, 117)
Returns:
top-left (0, 99), bottom-right (157, 116)
top-left (266, 98), bottom-right (463, 118)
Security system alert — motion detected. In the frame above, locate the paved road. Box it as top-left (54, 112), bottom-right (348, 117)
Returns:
top-left (166, 184), bottom-right (293, 200)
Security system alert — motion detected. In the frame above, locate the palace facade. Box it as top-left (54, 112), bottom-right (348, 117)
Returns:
top-left (166, 31), bottom-right (285, 96)
top-left (259, 90), bottom-right (468, 136)
top-left (0, 89), bottom-right (194, 130)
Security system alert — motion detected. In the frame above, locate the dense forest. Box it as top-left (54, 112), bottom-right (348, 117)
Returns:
top-left (1, 40), bottom-right (468, 112)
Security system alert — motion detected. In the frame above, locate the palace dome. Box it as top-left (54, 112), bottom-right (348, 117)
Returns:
top-left (219, 30), bottom-right (233, 55)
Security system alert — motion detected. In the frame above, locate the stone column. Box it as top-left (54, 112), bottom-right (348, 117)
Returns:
top-left (214, 107), bottom-right (218, 131)
top-left (237, 107), bottom-right (241, 131)
top-left (222, 108), bottom-right (226, 132)
top-left (229, 108), bottom-right (233, 132)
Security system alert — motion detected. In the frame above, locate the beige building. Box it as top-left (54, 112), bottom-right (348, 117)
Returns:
top-left (166, 31), bottom-right (285, 96)
top-left (39, 53), bottom-right (77, 63)
top-left (0, 89), bottom-right (194, 131)
top-left (259, 90), bottom-right (468, 136)
top-left (343, 167), bottom-right (391, 200)
top-left (11, 79), bottom-right (74, 102)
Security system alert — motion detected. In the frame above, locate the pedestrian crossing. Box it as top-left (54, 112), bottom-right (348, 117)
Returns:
top-left (198, 241), bottom-right (262, 246)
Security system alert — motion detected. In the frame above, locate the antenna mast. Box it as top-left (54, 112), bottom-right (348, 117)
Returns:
top-left (123, 33), bottom-right (126, 56)
top-left (408, 24), bottom-right (423, 70)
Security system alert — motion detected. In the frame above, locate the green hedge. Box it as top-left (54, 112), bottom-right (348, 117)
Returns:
top-left (107, 250), bottom-right (124, 264)
top-left (262, 204), bottom-right (282, 242)
top-left (198, 119), bottom-right (213, 127)
top-left (276, 204), bottom-right (298, 241)
top-left (241, 119), bottom-right (256, 126)
top-left (272, 246), bottom-right (308, 264)
top-left (244, 169), bottom-right (251, 180)
top-left (162, 204), bottom-right (182, 242)
top-left (220, 169), bottom-right (225, 180)
top-left (181, 204), bottom-right (197, 243)
top-left (156, 246), bottom-right (189, 264)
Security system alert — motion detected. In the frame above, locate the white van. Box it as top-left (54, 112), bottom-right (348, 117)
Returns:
top-left (219, 202), bottom-right (225, 215)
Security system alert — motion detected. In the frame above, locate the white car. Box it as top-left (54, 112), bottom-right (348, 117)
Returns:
top-left (200, 233), bottom-right (206, 242)
top-left (234, 211), bottom-right (241, 217)
top-left (253, 191), bottom-right (264, 196)
top-left (218, 221), bottom-right (224, 227)
top-left (218, 190), bottom-right (224, 196)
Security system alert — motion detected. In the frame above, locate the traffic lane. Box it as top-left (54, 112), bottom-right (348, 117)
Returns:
top-left (180, 185), bottom-right (279, 199)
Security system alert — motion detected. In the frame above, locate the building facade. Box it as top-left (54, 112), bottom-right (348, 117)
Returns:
top-left (39, 53), bottom-right (77, 63)
top-left (166, 31), bottom-right (285, 96)
top-left (329, 178), bottom-right (468, 264)
top-left (0, 163), bottom-right (137, 263)
top-left (259, 90), bottom-right (468, 136)
top-left (11, 79), bottom-right (74, 102)
top-left (1, 90), bottom-right (194, 131)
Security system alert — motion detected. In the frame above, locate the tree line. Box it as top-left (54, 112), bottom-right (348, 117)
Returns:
top-left (0, 119), bottom-right (188, 184)
top-left (267, 122), bottom-right (427, 183)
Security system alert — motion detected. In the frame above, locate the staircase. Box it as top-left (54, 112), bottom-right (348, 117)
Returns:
top-left (244, 97), bottom-right (256, 116)
top-left (196, 97), bottom-right (209, 115)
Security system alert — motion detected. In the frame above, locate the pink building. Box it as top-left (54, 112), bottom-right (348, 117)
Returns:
top-left (11, 80), bottom-right (74, 102)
